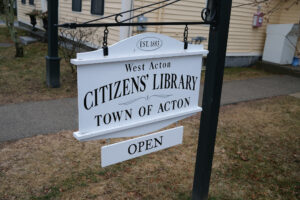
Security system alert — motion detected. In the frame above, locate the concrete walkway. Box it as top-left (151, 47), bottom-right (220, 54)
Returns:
top-left (0, 43), bottom-right (12, 47)
top-left (0, 20), bottom-right (18, 27)
top-left (0, 75), bottom-right (300, 142)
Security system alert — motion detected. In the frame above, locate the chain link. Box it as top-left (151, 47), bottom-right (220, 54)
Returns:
top-left (183, 25), bottom-right (189, 49)
top-left (103, 26), bottom-right (109, 47)
top-left (102, 26), bottom-right (109, 56)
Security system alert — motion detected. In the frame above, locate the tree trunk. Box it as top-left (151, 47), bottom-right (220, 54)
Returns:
top-left (4, 0), bottom-right (24, 57)
top-left (3, 0), bottom-right (9, 27)
top-left (14, 37), bottom-right (24, 57)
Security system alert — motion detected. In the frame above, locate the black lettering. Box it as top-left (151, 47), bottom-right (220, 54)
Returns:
top-left (94, 114), bottom-right (102, 126)
top-left (139, 106), bottom-right (146, 117)
top-left (184, 97), bottom-right (190, 107)
top-left (154, 136), bottom-right (163, 147)
top-left (153, 74), bottom-right (159, 90)
top-left (123, 78), bottom-right (130, 96)
top-left (178, 75), bottom-right (185, 89)
top-left (125, 63), bottom-right (132, 72)
top-left (114, 81), bottom-right (122, 99)
top-left (146, 139), bottom-right (153, 150)
top-left (94, 89), bottom-right (98, 107)
top-left (171, 73), bottom-right (177, 89)
top-left (112, 111), bottom-right (123, 122)
top-left (177, 99), bottom-right (184, 108)
top-left (125, 109), bottom-right (132, 120)
top-left (103, 113), bottom-right (112, 124)
top-left (131, 76), bottom-right (139, 94)
top-left (140, 75), bottom-right (147, 92)
top-left (128, 144), bottom-right (137, 155)
top-left (108, 83), bottom-right (113, 101)
top-left (99, 85), bottom-right (108, 103)
top-left (147, 104), bottom-right (153, 115)
top-left (164, 101), bottom-right (170, 111)
top-left (171, 100), bottom-right (177, 110)
top-left (160, 73), bottom-right (164, 89)
top-left (164, 73), bottom-right (171, 89)
top-left (157, 103), bottom-right (164, 113)
top-left (138, 141), bottom-right (145, 152)
top-left (186, 75), bottom-right (192, 90)
top-left (192, 76), bottom-right (198, 90)
top-left (84, 91), bottom-right (93, 110)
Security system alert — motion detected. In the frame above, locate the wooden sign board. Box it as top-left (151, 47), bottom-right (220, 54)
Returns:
top-left (101, 126), bottom-right (183, 167)
top-left (71, 33), bottom-right (207, 141)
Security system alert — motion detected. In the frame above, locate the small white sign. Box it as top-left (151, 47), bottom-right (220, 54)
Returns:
top-left (101, 126), bottom-right (183, 167)
top-left (72, 33), bottom-right (207, 141)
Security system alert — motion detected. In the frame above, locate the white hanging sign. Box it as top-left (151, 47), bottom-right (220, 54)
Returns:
top-left (71, 33), bottom-right (208, 141)
top-left (101, 126), bottom-right (183, 167)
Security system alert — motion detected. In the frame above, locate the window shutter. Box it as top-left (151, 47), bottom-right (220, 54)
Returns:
top-left (21, 0), bottom-right (26, 4)
top-left (91, 0), bottom-right (104, 15)
top-left (29, 0), bottom-right (34, 5)
top-left (72, 0), bottom-right (82, 12)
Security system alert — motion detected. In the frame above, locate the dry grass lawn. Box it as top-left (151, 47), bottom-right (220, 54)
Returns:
top-left (221, 66), bottom-right (273, 81)
top-left (0, 27), bottom-right (77, 105)
top-left (0, 96), bottom-right (299, 200)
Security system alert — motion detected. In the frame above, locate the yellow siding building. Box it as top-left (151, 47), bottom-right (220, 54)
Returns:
top-left (17, 0), bottom-right (300, 66)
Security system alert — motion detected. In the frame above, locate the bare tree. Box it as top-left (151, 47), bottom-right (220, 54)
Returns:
top-left (0, 0), bottom-right (4, 14)
top-left (233, 0), bottom-right (299, 24)
top-left (3, 0), bottom-right (23, 57)
top-left (58, 27), bottom-right (96, 73)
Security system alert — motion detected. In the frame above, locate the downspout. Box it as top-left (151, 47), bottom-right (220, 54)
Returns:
top-left (41, 0), bottom-right (47, 12)
top-left (120, 0), bottom-right (133, 40)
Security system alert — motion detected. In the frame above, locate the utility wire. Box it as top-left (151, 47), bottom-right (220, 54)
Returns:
top-left (120, 0), bottom-right (180, 23)
top-left (82, 0), bottom-right (180, 24)
top-left (232, 0), bottom-right (268, 8)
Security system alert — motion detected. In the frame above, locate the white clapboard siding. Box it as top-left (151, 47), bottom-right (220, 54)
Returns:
top-left (58, 0), bottom-right (122, 46)
top-left (17, 0), bottom-right (43, 28)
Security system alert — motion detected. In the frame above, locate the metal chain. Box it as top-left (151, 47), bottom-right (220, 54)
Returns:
top-left (103, 26), bottom-right (109, 47)
top-left (184, 25), bottom-right (188, 49)
top-left (102, 26), bottom-right (109, 56)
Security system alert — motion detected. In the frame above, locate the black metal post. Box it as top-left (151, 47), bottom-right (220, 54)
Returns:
top-left (46, 0), bottom-right (60, 88)
top-left (192, 0), bottom-right (232, 200)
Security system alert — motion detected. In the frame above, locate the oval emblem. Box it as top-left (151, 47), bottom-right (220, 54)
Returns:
top-left (136, 37), bottom-right (163, 51)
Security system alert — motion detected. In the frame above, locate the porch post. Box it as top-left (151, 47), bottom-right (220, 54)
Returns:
top-left (46, 0), bottom-right (60, 88)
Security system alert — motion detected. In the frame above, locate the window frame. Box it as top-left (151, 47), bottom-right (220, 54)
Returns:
top-left (21, 0), bottom-right (26, 4)
top-left (72, 0), bottom-right (82, 12)
top-left (29, 0), bottom-right (34, 5)
top-left (91, 0), bottom-right (104, 15)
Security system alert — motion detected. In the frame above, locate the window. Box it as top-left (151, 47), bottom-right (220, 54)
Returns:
top-left (91, 0), bottom-right (104, 15)
top-left (21, 0), bottom-right (26, 4)
top-left (72, 0), bottom-right (82, 12)
top-left (29, 0), bottom-right (34, 5)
